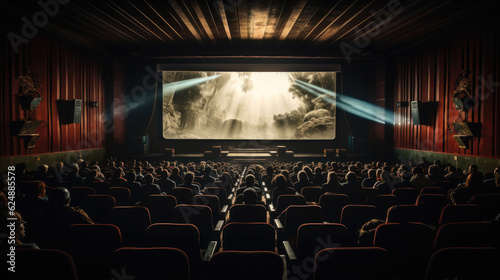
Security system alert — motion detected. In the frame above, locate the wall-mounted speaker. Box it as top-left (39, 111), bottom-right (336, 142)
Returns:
top-left (411, 101), bottom-right (425, 125)
top-left (57, 99), bottom-right (82, 124)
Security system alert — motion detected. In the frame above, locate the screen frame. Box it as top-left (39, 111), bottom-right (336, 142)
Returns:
top-left (157, 58), bottom-right (341, 142)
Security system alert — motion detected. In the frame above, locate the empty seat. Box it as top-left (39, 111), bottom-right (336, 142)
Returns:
top-left (171, 187), bottom-right (194, 204)
top-left (314, 247), bottom-right (391, 280)
top-left (281, 205), bottom-right (323, 239)
top-left (142, 194), bottom-right (177, 223)
top-left (420, 187), bottom-right (447, 195)
top-left (107, 187), bottom-right (132, 206)
top-left (365, 194), bottom-right (398, 219)
top-left (272, 187), bottom-right (296, 206)
top-left (319, 193), bottom-right (349, 223)
top-left (69, 186), bottom-right (95, 207)
top-left (173, 204), bottom-right (216, 248)
top-left (111, 247), bottom-right (190, 280)
top-left (296, 223), bottom-right (351, 261)
top-left (145, 223), bottom-right (203, 280)
top-left (373, 222), bottom-right (435, 279)
top-left (65, 224), bottom-right (122, 280)
top-left (386, 205), bottom-right (426, 223)
top-left (228, 204), bottom-right (267, 223)
top-left (92, 181), bottom-right (110, 194)
top-left (109, 206), bottom-right (151, 246)
top-left (470, 193), bottom-right (500, 219)
top-left (392, 187), bottom-right (419, 205)
top-left (340, 205), bottom-right (379, 237)
top-left (204, 187), bottom-right (229, 208)
top-left (81, 194), bottom-right (116, 223)
top-left (192, 194), bottom-right (221, 223)
top-left (416, 194), bottom-right (449, 225)
top-left (208, 251), bottom-right (283, 280)
top-left (222, 222), bottom-right (276, 251)
top-left (275, 194), bottom-right (306, 216)
top-left (433, 221), bottom-right (498, 250)
top-left (425, 247), bottom-right (500, 280)
top-left (1, 249), bottom-right (79, 280)
top-left (438, 204), bottom-right (487, 225)
top-left (301, 186), bottom-right (324, 203)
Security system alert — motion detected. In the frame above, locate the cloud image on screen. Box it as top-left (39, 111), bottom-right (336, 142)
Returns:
top-left (162, 71), bottom-right (336, 140)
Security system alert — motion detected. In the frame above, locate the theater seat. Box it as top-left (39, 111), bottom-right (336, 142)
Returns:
top-left (314, 247), bottom-right (391, 280)
top-left (69, 186), bottom-right (95, 207)
top-left (365, 194), bottom-right (398, 219)
top-left (142, 194), bottom-right (177, 223)
top-left (319, 193), bottom-right (349, 223)
top-left (1, 249), bottom-right (79, 280)
top-left (340, 205), bottom-right (378, 238)
top-left (173, 204), bottom-right (223, 248)
top-left (279, 205), bottom-right (323, 240)
top-left (145, 223), bottom-right (204, 280)
top-left (207, 251), bottom-right (283, 280)
top-left (301, 186), bottom-right (324, 203)
top-left (81, 194), bottom-right (116, 223)
top-left (425, 247), bottom-right (500, 280)
top-left (111, 247), bottom-right (190, 280)
top-left (65, 224), bottom-right (122, 280)
top-left (373, 222), bottom-right (435, 279)
top-left (433, 221), bottom-right (498, 250)
top-left (438, 204), bottom-right (487, 225)
top-left (272, 187), bottom-right (296, 206)
top-left (228, 204), bottom-right (267, 223)
top-left (221, 222), bottom-right (276, 251)
top-left (171, 187), bottom-right (194, 204)
top-left (275, 194), bottom-right (306, 217)
top-left (109, 206), bottom-right (151, 246)
top-left (106, 187), bottom-right (132, 206)
top-left (392, 187), bottom-right (419, 205)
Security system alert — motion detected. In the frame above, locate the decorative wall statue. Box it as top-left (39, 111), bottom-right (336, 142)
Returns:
top-left (452, 70), bottom-right (472, 112)
top-left (16, 67), bottom-right (42, 110)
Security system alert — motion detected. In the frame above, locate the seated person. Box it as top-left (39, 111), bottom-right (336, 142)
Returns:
top-left (361, 169), bottom-right (378, 188)
top-left (179, 172), bottom-right (200, 195)
top-left (0, 211), bottom-right (40, 250)
top-left (140, 173), bottom-right (162, 201)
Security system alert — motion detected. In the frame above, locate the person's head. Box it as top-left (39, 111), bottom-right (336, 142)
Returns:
top-left (293, 166), bottom-right (300, 174)
top-left (447, 165), bottom-right (457, 173)
top-left (412, 166), bottom-right (423, 175)
top-left (297, 171), bottom-right (309, 183)
top-left (348, 165), bottom-right (356, 173)
top-left (379, 171), bottom-right (392, 184)
top-left (245, 174), bottom-right (255, 188)
top-left (243, 188), bottom-right (258, 204)
top-left (469, 165), bottom-right (479, 173)
top-left (37, 164), bottom-right (49, 174)
top-left (172, 167), bottom-right (179, 175)
top-left (345, 172), bottom-right (357, 183)
top-left (266, 166), bottom-right (274, 176)
top-left (0, 192), bottom-right (7, 209)
top-left (184, 172), bottom-right (194, 184)
top-left (428, 165), bottom-right (439, 175)
top-left (368, 169), bottom-right (377, 179)
top-left (400, 170), bottom-right (413, 181)
top-left (326, 172), bottom-right (339, 184)
top-left (125, 171), bottom-right (136, 182)
top-left (357, 219), bottom-right (385, 246)
top-left (421, 157), bottom-right (427, 162)
top-left (272, 174), bottom-right (287, 188)
top-left (314, 167), bottom-right (322, 175)
top-left (48, 187), bottom-right (71, 207)
top-left (1, 211), bottom-right (26, 244)
top-left (376, 169), bottom-right (383, 179)
top-left (113, 167), bottom-right (124, 178)
top-left (449, 187), bottom-right (471, 204)
top-left (465, 172), bottom-right (484, 188)
top-left (144, 173), bottom-right (154, 184)
top-left (493, 167), bottom-right (500, 177)
top-left (23, 181), bottom-right (46, 198)
top-left (204, 166), bottom-right (212, 175)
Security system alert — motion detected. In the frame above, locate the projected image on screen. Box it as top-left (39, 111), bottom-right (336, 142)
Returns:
top-left (162, 71), bottom-right (336, 139)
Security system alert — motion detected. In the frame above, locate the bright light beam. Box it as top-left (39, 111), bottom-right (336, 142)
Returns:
top-left (163, 74), bottom-right (222, 95)
top-left (294, 79), bottom-right (396, 125)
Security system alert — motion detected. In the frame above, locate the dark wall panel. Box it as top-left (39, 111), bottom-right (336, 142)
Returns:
top-left (1, 36), bottom-right (107, 157)
top-left (392, 25), bottom-right (499, 159)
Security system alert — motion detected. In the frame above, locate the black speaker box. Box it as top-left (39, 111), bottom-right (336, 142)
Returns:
top-left (411, 101), bottom-right (426, 125)
top-left (57, 99), bottom-right (82, 124)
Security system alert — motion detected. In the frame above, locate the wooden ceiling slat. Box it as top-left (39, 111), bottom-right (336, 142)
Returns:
top-left (263, 0), bottom-right (287, 40)
top-left (278, 0), bottom-right (309, 41)
top-left (1, 0), bottom-right (494, 57)
top-left (251, 0), bottom-right (273, 40)
top-left (166, 0), bottom-right (206, 45)
top-left (312, 0), bottom-right (379, 44)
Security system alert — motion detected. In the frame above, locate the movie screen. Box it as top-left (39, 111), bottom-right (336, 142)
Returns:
top-left (162, 71), bottom-right (336, 140)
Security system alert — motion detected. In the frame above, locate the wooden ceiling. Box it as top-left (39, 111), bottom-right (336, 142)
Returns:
top-left (1, 0), bottom-right (496, 58)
